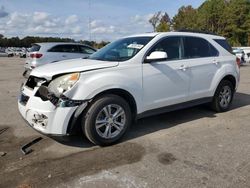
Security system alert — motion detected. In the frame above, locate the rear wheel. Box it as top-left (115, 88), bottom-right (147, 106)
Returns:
top-left (82, 94), bottom-right (132, 146)
top-left (211, 80), bottom-right (234, 112)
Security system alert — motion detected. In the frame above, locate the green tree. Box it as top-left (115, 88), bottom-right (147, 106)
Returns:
top-left (172, 6), bottom-right (198, 30)
top-left (156, 21), bottom-right (170, 32)
top-left (156, 13), bottom-right (171, 32)
top-left (196, 0), bottom-right (226, 33)
top-left (149, 12), bottom-right (162, 32)
top-left (0, 36), bottom-right (75, 47)
top-left (223, 0), bottom-right (250, 46)
top-left (172, 0), bottom-right (250, 46)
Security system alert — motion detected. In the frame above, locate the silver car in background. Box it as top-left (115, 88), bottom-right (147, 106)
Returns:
top-left (24, 42), bottom-right (96, 76)
top-left (232, 47), bottom-right (247, 65)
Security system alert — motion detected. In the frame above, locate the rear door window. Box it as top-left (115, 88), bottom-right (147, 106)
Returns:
top-left (183, 37), bottom-right (218, 58)
top-left (48, 45), bottom-right (79, 53)
top-left (30, 44), bottom-right (41, 52)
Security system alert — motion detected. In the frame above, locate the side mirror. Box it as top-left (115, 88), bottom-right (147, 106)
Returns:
top-left (145, 51), bottom-right (168, 63)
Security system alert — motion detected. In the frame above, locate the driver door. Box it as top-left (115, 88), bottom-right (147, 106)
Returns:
top-left (142, 36), bottom-right (191, 111)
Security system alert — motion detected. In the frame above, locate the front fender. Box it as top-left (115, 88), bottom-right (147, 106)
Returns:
top-left (64, 66), bottom-right (144, 113)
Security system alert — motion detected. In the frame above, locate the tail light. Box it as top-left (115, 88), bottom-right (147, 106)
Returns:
top-left (236, 57), bottom-right (241, 68)
top-left (30, 53), bottom-right (43, 59)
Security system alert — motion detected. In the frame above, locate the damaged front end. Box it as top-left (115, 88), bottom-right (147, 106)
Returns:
top-left (24, 75), bottom-right (88, 108)
top-left (18, 74), bottom-right (89, 136)
top-left (35, 85), bottom-right (86, 108)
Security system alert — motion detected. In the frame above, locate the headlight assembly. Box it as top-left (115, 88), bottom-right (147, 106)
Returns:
top-left (48, 73), bottom-right (80, 97)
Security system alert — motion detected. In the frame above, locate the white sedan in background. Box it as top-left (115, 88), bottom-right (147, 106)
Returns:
top-left (24, 42), bottom-right (96, 76)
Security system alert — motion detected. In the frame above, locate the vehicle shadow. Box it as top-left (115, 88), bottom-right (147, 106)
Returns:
top-left (55, 92), bottom-right (250, 148)
top-left (126, 92), bottom-right (250, 141)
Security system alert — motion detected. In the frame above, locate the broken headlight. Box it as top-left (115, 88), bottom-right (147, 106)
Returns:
top-left (48, 73), bottom-right (80, 97)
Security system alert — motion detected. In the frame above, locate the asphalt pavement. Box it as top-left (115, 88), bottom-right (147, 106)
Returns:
top-left (0, 57), bottom-right (250, 188)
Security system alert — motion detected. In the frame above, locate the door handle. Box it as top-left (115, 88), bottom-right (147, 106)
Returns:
top-left (213, 59), bottom-right (220, 65)
top-left (62, 55), bottom-right (67, 58)
top-left (178, 65), bottom-right (188, 71)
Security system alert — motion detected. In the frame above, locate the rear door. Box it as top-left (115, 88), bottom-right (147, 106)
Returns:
top-left (47, 44), bottom-right (80, 62)
top-left (183, 36), bottom-right (220, 100)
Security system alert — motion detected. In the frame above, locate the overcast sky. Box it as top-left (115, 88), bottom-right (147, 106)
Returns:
top-left (0, 0), bottom-right (205, 41)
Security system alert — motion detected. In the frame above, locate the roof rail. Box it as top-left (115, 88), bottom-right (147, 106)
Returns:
top-left (177, 29), bottom-right (219, 36)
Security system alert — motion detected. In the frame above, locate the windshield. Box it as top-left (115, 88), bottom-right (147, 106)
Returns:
top-left (88, 36), bottom-right (153, 62)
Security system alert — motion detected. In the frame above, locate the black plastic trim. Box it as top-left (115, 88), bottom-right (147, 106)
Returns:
top-left (137, 97), bottom-right (213, 119)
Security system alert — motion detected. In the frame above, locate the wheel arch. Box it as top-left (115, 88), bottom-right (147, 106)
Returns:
top-left (67, 88), bottom-right (138, 135)
top-left (212, 74), bottom-right (237, 97)
top-left (92, 88), bottom-right (138, 120)
top-left (221, 75), bottom-right (236, 90)
top-left (211, 74), bottom-right (236, 112)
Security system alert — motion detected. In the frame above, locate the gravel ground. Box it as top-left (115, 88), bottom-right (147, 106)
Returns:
top-left (0, 57), bottom-right (250, 188)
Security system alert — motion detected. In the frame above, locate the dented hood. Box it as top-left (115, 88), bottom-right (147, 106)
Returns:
top-left (30, 58), bottom-right (119, 80)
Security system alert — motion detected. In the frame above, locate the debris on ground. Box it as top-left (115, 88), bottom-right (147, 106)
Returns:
top-left (21, 137), bottom-right (43, 155)
top-left (0, 151), bottom-right (6, 157)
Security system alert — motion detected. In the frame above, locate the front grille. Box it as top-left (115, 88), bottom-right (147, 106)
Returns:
top-left (25, 76), bottom-right (46, 89)
top-left (35, 86), bottom-right (59, 105)
top-left (19, 93), bottom-right (30, 106)
top-left (49, 94), bottom-right (59, 106)
top-left (36, 85), bottom-right (49, 100)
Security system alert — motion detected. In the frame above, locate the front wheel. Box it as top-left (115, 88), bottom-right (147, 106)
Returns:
top-left (82, 95), bottom-right (132, 146)
top-left (211, 80), bottom-right (234, 112)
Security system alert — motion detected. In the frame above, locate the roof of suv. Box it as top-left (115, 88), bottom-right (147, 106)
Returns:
top-left (128, 31), bottom-right (225, 40)
top-left (32, 42), bottom-right (94, 49)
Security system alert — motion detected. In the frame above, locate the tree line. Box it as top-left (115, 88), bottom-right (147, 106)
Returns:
top-left (149, 0), bottom-right (250, 46)
top-left (0, 34), bottom-right (109, 49)
top-left (1, 0), bottom-right (249, 48)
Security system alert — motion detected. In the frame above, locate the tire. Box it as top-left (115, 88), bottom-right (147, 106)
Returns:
top-left (211, 80), bottom-right (234, 112)
top-left (82, 94), bottom-right (132, 146)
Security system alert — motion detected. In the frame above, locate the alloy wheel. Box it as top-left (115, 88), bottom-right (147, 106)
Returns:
top-left (219, 85), bottom-right (232, 108)
top-left (95, 104), bottom-right (126, 139)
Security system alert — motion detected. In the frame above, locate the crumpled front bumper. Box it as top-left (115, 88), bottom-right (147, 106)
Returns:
top-left (18, 85), bottom-right (87, 136)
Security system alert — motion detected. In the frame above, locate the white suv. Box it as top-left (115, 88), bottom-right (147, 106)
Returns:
top-left (18, 32), bottom-right (240, 146)
top-left (24, 42), bottom-right (96, 75)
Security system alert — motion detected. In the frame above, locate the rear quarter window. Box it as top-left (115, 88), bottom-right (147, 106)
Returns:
top-left (214, 39), bottom-right (232, 54)
top-left (78, 45), bottom-right (96, 54)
